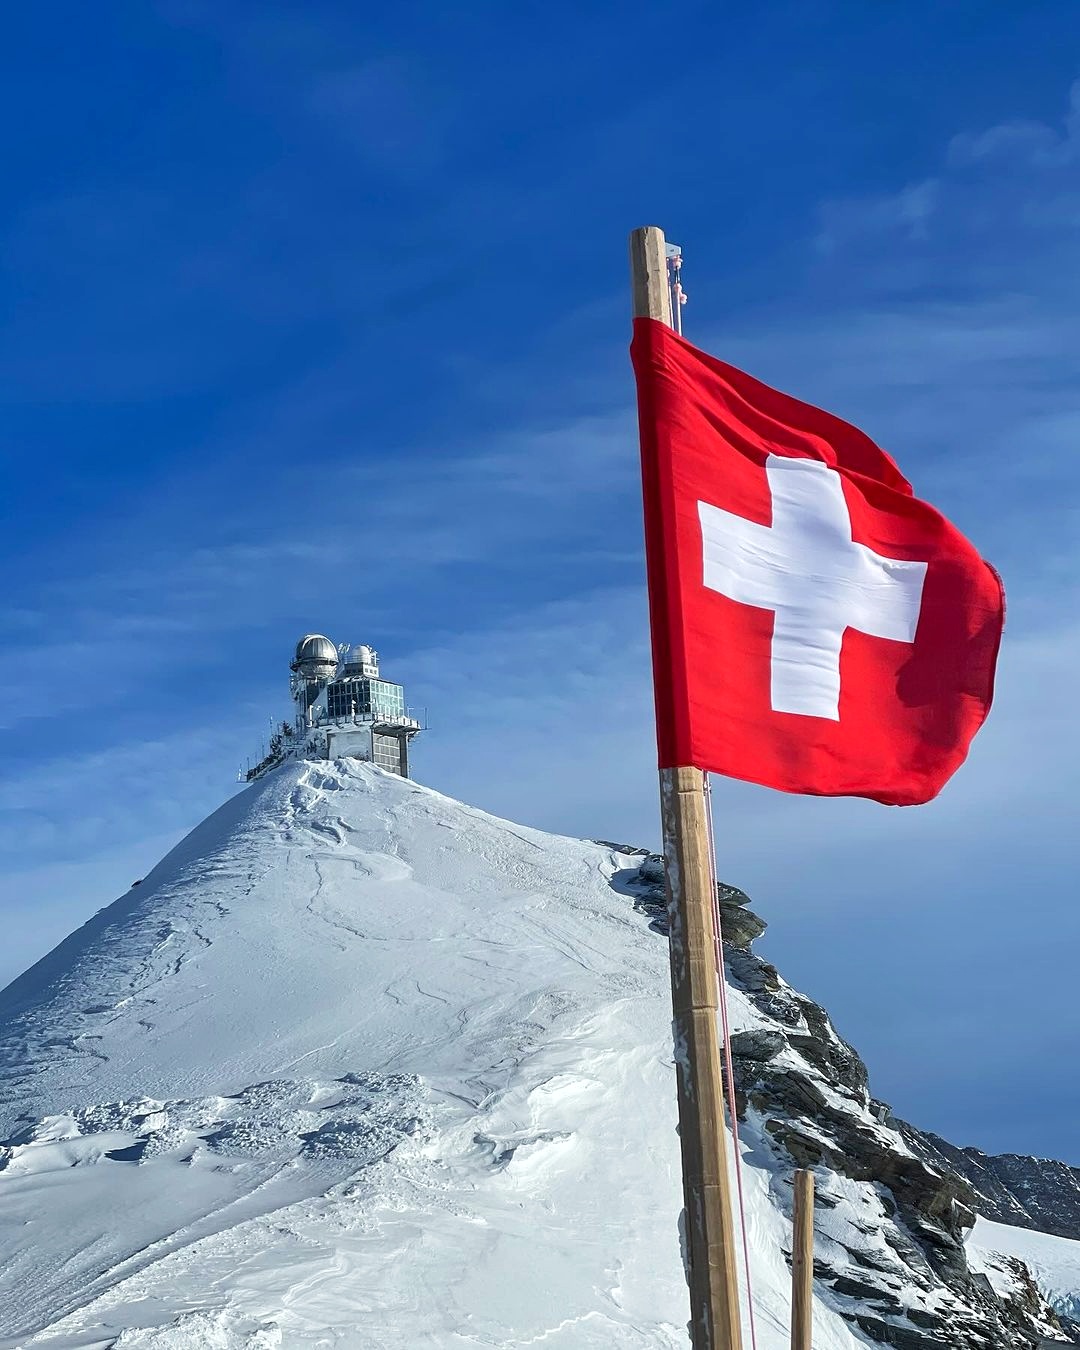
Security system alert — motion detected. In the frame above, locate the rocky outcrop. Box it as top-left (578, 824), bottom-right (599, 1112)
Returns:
top-left (621, 851), bottom-right (768, 950)
top-left (625, 853), bottom-right (1077, 1349)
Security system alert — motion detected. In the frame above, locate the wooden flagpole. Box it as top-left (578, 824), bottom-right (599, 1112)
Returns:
top-left (791, 1170), bottom-right (815, 1350)
top-left (629, 225), bottom-right (743, 1350)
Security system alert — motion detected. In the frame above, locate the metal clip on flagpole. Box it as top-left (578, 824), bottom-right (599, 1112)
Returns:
top-left (666, 240), bottom-right (686, 335)
top-left (629, 225), bottom-right (743, 1350)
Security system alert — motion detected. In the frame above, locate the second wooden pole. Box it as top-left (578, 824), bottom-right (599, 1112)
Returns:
top-left (791, 1169), bottom-right (815, 1350)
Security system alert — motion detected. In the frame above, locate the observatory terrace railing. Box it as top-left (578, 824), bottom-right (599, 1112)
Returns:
top-left (241, 708), bottom-right (428, 782)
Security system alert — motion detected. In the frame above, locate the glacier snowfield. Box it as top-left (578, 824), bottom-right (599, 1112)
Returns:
top-left (0, 760), bottom-right (1073, 1348)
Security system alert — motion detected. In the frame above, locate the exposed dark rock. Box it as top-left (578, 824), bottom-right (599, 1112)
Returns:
top-left (900, 1127), bottom-right (1080, 1243)
top-left (718, 901), bottom-right (767, 949)
top-left (592, 840), bottom-right (650, 858)
top-left (622, 853), bottom-right (767, 949)
top-left (621, 854), bottom-right (1078, 1348)
top-left (728, 1028), bottom-right (786, 1062)
top-left (728, 931), bottom-right (1071, 1346)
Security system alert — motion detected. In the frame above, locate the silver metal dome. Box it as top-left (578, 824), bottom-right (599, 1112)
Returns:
top-left (343, 643), bottom-right (379, 675)
top-left (290, 633), bottom-right (339, 679)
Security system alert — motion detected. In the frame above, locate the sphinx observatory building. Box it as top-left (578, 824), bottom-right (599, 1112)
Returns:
top-left (246, 635), bottom-right (422, 781)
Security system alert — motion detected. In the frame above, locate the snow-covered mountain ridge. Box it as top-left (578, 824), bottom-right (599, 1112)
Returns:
top-left (903, 1129), bottom-right (1080, 1244)
top-left (0, 760), bottom-right (1075, 1348)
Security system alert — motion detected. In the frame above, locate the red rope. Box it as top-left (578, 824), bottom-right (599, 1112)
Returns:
top-left (704, 774), bottom-right (759, 1350)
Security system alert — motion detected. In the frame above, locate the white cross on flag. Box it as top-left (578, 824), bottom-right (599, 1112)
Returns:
top-left (631, 319), bottom-right (1004, 805)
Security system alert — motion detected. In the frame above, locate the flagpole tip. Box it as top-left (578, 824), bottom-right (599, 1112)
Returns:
top-left (629, 227), bottom-right (672, 324)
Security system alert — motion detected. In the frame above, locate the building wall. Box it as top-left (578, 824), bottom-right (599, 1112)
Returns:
top-left (325, 727), bottom-right (374, 761)
top-left (372, 731), bottom-right (405, 775)
top-left (323, 726), bottom-right (409, 776)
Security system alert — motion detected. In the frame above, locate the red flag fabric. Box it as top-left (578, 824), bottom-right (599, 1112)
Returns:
top-left (630, 317), bottom-right (1004, 806)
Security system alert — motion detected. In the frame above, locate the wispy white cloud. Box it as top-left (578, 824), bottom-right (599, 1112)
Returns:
top-left (816, 179), bottom-right (938, 253)
top-left (0, 403), bottom-right (639, 737)
top-left (948, 80), bottom-right (1080, 168)
top-left (408, 584), bottom-right (655, 843)
top-left (0, 829), bottom-right (185, 990)
top-left (0, 721), bottom-right (249, 859)
top-left (0, 719), bottom-right (252, 989)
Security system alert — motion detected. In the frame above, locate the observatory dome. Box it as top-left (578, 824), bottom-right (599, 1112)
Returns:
top-left (291, 633), bottom-right (339, 678)
top-left (343, 643), bottom-right (379, 675)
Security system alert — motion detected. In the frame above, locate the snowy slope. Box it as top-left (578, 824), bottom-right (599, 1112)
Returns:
top-left (0, 759), bottom-right (874, 1350)
top-left (970, 1216), bottom-right (1080, 1328)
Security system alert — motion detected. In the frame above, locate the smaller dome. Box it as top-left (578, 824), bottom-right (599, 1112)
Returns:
top-left (343, 643), bottom-right (379, 675)
top-left (291, 633), bottom-right (339, 677)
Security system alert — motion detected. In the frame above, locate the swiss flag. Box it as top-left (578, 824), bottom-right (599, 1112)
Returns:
top-left (630, 317), bottom-right (1004, 806)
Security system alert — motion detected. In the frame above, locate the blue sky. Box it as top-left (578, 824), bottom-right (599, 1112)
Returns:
top-left (1, 1), bottom-right (1079, 1161)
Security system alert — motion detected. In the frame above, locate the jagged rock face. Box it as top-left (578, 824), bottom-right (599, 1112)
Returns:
top-left (901, 1129), bottom-right (1080, 1244)
top-left (628, 854), bottom-right (1077, 1350)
